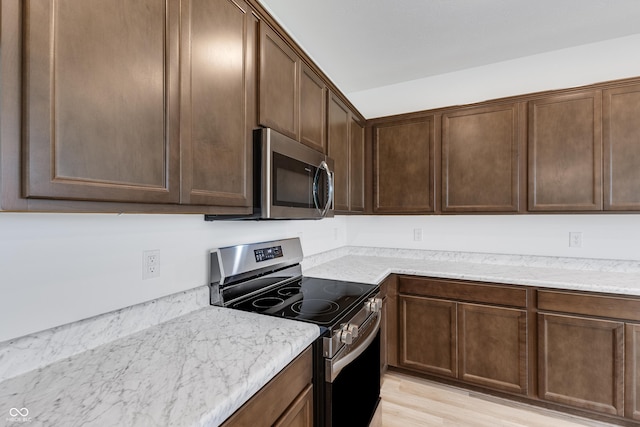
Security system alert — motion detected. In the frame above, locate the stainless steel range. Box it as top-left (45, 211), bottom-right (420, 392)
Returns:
top-left (209, 238), bottom-right (381, 426)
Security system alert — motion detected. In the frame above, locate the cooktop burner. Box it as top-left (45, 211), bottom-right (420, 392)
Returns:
top-left (252, 296), bottom-right (285, 309)
top-left (291, 299), bottom-right (340, 316)
top-left (229, 277), bottom-right (378, 326)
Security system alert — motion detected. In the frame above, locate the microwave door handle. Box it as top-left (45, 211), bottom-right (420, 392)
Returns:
top-left (318, 161), bottom-right (333, 217)
top-left (312, 166), bottom-right (322, 212)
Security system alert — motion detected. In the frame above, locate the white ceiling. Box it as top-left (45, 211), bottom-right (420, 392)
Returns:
top-left (258, 0), bottom-right (640, 95)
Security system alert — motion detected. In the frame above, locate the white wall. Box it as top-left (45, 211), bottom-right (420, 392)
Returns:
top-left (348, 34), bottom-right (640, 118)
top-left (346, 215), bottom-right (640, 261)
top-left (0, 213), bottom-right (347, 342)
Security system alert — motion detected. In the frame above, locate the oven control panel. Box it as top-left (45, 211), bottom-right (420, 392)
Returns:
top-left (254, 245), bottom-right (283, 262)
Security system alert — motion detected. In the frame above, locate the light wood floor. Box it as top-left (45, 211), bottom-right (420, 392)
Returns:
top-left (380, 371), bottom-right (620, 427)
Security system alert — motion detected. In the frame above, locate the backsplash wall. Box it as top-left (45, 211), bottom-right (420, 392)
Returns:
top-left (3, 212), bottom-right (640, 343)
top-left (346, 214), bottom-right (640, 261)
top-left (0, 213), bottom-right (347, 343)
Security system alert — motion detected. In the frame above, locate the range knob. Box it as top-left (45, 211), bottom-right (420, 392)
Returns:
top-left (365, 297), bottom-right (383, 313)
top-left (346, 323), bottom-right (359, 339)
top-left (338, 327), bottom-right (353, 345)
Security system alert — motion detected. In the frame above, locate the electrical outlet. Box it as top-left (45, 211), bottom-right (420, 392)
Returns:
top-left (569, 232), bottom-right (582, 248)
top-left (143, 250), bottom-right (160, 279)
top-left (413, 228), bottom-right (423, 242)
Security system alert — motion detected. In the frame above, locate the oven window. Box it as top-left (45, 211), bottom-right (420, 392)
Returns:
top-left (326, 332), bottom-right (381, 426)
top-left (273, 152), bottom-right (318, 208)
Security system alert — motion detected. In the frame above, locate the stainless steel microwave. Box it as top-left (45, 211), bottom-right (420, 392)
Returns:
top-left (206, 128), bottom-right (334, 220)
top-left (256, 127), bottom-right (334, 219)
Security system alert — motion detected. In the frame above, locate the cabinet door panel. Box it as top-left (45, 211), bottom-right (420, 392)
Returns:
top-left (24, 0), bottom-right (180, 203)
top-left (538, 313), bottom-right (624, 416)
top-left (328, 93), bottom-right (350, 211)
top-left (459, 303), bottom-right (527, 394)
top-left (349, 118), bottom-right (365, 212)
top-left (374, 117), bottom-right (434, 213)
top-left (274, 384), bottom-right (313, 427)
top-left (528, 92), bottom-right (602, 211)
top-left (259, 24), bottom-right (299, 140)
top-left (299, 64), bottom-right (326, 153)
top-left (626, 323), bottom-right (640, 421)
top-left (181, 0), bottom-right (254, 207)
top-left (442, 103), bottom-right (521, 212)
top-left (603, 85), bottom-right (640, 210)
top-left (399, 295), bottom-right (457, 377)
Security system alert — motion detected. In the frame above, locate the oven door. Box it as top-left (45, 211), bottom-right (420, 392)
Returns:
top-left (325, 313), bottom-right (381, 426)
top-left (260, 128), bottom-right (334, 219)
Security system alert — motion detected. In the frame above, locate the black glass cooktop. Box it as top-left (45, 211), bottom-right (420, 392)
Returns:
top-left (230, 277), bottom-right (378, 326)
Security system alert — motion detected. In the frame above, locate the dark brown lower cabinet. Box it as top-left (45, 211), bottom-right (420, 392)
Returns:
top-left (459, 303), bottom-right (527, 394)
top-left (400, 295), bottom-right (457, 378)
top-left (397, 277), bottom-right (528, 395)
top-left (393, 276), bottom-right (640, 424)
top-left (274, 384), bottom-right (313, 427)
top-left (538, 313), bottom-right (624, 416)
top-left (626, 323), bottom-right (640, 421)
top-left (222, 346), bottom-right (312, 427)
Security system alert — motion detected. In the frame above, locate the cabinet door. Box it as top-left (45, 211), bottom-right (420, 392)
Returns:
top-left (299, 63), bottom-right (326, 153)
top-left (380, 294), bottom-right (388, 374)
top-left (259, 24), bottom-right (299, 140)
top-left (349, 117), bottom-right (365, 212)
top-left (442, 103), bottom-right (522, 212)
top-left (274, 384), bottom-right (313, 427)
top-left (328, 93), bottom-right (350, 212)
top-left (180, 0), bottom-right (255, 207)
top-left (399, 295), bottom-right (457, 377)
top-left (626, 323), bottom-right (640, 421)
top-left (373, 117), bottom-right (435, 213)
top-left (458, 303), bottom-right (527, 394)
top-left (603, 84), bottom-right (640, 210)
top-left (528, 91), bottom-right (603, 211)
top-left (538, 313), bottom-right (624, 416)
top-left (23, 0), bottom-right (180, 203)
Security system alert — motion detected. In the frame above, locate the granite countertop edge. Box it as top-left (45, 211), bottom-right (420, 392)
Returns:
top-left (303, 252), bottom-right (640, 296)
top-left (0, 306), bottom-right (320, 427)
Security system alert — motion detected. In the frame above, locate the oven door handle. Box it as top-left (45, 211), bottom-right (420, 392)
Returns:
top-left (327, 312), bottom-right (381, 383)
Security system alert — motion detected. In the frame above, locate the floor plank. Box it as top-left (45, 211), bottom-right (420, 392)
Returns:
top-left (380, 372), bottom-right (620, 427)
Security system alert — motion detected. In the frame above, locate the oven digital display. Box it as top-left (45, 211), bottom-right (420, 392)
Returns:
top-left (254, 245), bottom-right (283, 262)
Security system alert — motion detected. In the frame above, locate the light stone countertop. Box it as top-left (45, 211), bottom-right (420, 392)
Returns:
top-left (303, 249), bottom-right (640, 296)
top-left (3, 246), bottom-right (638, 427)
top-left (0, 306), bottom-right (319, 427)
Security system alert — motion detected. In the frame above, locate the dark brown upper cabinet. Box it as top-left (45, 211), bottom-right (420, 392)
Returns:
top-left (603, 84), bottom-right (640, 210)
top-left (349, 116), bottom-right (366, 212)
top-left (373, 117), bottom-right (435, 213)
top-left (180, 0), bottom-right (256, 207)
top-left (23, 0), bottom-right (181, 204)
top-left (300, 63), bottom-right (327, 153)
top-left (259, 24), bottom-right (328, 153)
top-left (442, 103), bottom-right (524, 212)
top-left (259, 23), bottom-right (299, 140)
top-left (328, 93), bottom-right (350, 212)
top-left (328, 92), bottom-right (366, 213)
top-left (528, 91), bottom-right (603, 211)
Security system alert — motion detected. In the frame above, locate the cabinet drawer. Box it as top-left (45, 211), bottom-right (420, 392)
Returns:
top-left (398, 276), bottom-right (527, 308)
top-left (538, 290), bottom-right (640, 322)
